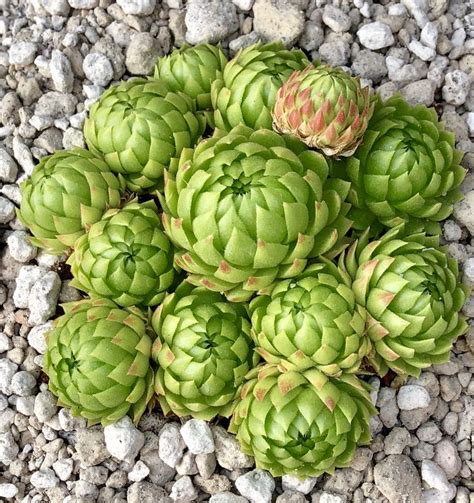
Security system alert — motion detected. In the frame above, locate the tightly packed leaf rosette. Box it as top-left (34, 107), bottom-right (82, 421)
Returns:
top-left (162, 125), bottom-right (352, 302)
top-left (211, 42), bottom-right (309, 131)
top-left (151, 283), bottom-right (258, 420)
top-left (250, 261), bottom-right (369, 376)
top-left (341, 95), bottom-right (465, 232)
top-left (272, 65), bottom-right (374, 157)
top-left (17, 148), bottom-right (124, 255)
top-left (44, 299), bottom-right (154, 426)
top-left (229, 364), bottom-right (376, 477)
top-left (68, 200), bottom-right (175, 307)
top-left (154, 44), bottom-right (228, 112)
top-left (84, 78), bottom-right (205, 192)
top-left (341, 225), bottom-right (469, 377)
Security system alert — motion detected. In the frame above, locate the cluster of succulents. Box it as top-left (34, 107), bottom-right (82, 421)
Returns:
top-left (18, 42), bottom-right (469, 479)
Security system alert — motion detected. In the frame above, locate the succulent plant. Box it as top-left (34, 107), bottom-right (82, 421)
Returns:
top-left (162, 125), bottom-right (352, 302)
top-left (250, 261), bottom-right (369, 376)
top-left (154, 44), bottom-right (228, 112)
top-left (84, 78), bottom-right (205, 192)
top-left (68, 200), bottom-right (175, 307)
top-left (44, 299), bottom-right (154, 426)
top-left (341, 95), bottom-right (465, 232)
top-left (211, 42), bottom-right (309, 131)
top-left (17, 148), bottom-right (124, 255)
top-left (272, 65), bottom-right (374, 157)
top-left (151, 283), bottom-right (258, 420)
top-left (341, 225), bottom-right (469, 376)
top-left (229, 364), bottom-right (376, 477)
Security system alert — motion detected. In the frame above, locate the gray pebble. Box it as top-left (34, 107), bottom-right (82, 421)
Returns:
top-left (236, 469), bottom-right (275, 503)
top-left (442, 71), bottom-right (471, 106)
top-left (185, 0), bottom-right (239, 45)
top-left (374, 455), bottom-right (422, 503)
top-left (397, 384), bottom-right (431, 410)
top-left (0, 196), bottom-right (15, 224)
top-left (7, 231), bottom-right (37, 263)
top-left (357, 22), bottom-right (394, 50)
top-left (170, 475), bottom-right (198, 502)
top-left (117, 0), bottom-right (156, 15)
top-left (0, 432), bottom-right (19, 465)
top-left (8, 42), bottom-right (37, 66)
top-left (322, 5), bottom-right (351, 33)
top-left (83, 52), bottom-right (114, 87)
top-left (433, 439), bottom-right (462, 479)
top-left (126, 33), bottom-right (162, 76)
top-left (253, 0), bottom-right (304, 48)
top-left (0, 148), bottom-right (18, 183)
top-left (50, 50), bottom-right (74, 93)
top-left (10, 370), bottom-right (36, 396)
top-left (181, 419), bottom-right (215, 455)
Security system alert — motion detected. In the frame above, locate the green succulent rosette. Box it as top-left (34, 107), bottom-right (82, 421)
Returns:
top-left (272, 65), bottom-right (374, 157)
top-left (84, 78), bottom-right (205, 192)
top-left (250, 261), bottom-right (369, 376)
top-left (44, 299), bottom-right (154, 426)
top-left (151, 283), bottom-right (258, 420)
top-left (341, 95), bottom-right (465, 232)
top-left (211, 42), bottom-right (309, 131)
top-left (229, 364), bottom-right (376, 477)
top-left (17, 148), bottom-right (124, 255)
top-left (154, 44), bottom-right (228, 112)
top-left (162, 125), bottom-right (352, 302)
top-left (341, 225), bottom-right (469, 376)
top-left (68, 200), bottom-right (175, 307)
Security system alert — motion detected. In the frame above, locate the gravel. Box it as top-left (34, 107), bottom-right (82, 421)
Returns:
top-left (0, 0), bottom-right (472, 501)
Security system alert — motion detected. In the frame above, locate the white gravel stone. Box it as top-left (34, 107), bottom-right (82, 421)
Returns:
top-left (408, 40), bottom-right (436, 61)
top-left (126, 33), bottom-right (162, 76)
top-left (185, 0), bottom-right (239, 45)
top-left (232, 0), bottom-right (253, 10)
top-left (117, 0), bottom-right (156, 15)
top-left (421, 460), bottom-right (456, 496)
top-left (42, 0), bottom-right (70, 15)
top-left (0, 432), bottom-right (18, 465)
top-left (0, 148), bottom-right (18, 182)
top-left (236, 469), bottom-right (275, 503)
top-left (128, 460), bottom-right (150, 482)
top-left (0, 359), bottom-right (18, 395)
top-left (322, 5), bottom-right (351, 33)
top-left (53, 457), bottom-right (74, 481)
top-left (0, 196), bottom-right (15, 224)
top-left (463, 258), bottom-right (474, 286)
top-left (7, 231), bottom-right (37, 263)
top-left (420, 21), bottom-right (438, 49)
top-left (34, 390), bottom-right (58, 423)
top-left (104, 415), bottom-right (145, 462)
top-left (433, 439), bottom-right (462, 479)
top-left (14, 266), bottom-right (47, 309)
top-left (319, 493), bottom-right (346, 503)
top-left (170, 475), bottom-right (198, 502)
top-left (28, 271), bottom-right (61, 326)
top-left (0, 484), bottom-right (18, 499)
top-left (8, 42), bottom-right (37, 66)
top-left (83, 53), bottom-right (114, 87)
top-left (282, 474), bottom-right (317, 494)
top-left (213, 426), bottom-right (254, 470)
top-left (466, 112), bottom-right (474, 137)
top-left (30, 469), bottom-right (59, 489)
top-left (68, 0), bottom-right (99, 7)
top-left (159, 422), bottom-right (186, 467)
top-left (454, 191), bottom-right (474, 234)
top-left (12, 136), bottom-right (35, 175)
top-left (181, 419), bottom-right (215, 455)
top-left (357, 22), bottom-right (394, 50)
top-left (397, 385), bottom-right (431, 410)
top-left (16, 396), bottom-right (35, 416)
top-left (209, 493), bottom-right (249, 503)
top-left (10, 371), bottom-right (36, 396)
top-left (50, 50), bottom-right (74, 93)
top-left (0, 333), bottom-right (12, 353)
top-left (253, 0), bottom-right (304, 47)
top-left (442, 71), bottom-right (471, 106)
top-left (27, 322), bottom-right (52, 354)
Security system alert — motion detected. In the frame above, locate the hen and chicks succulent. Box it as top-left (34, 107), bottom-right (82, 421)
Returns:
top-left (18, 42), bottom-right (469, 479)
